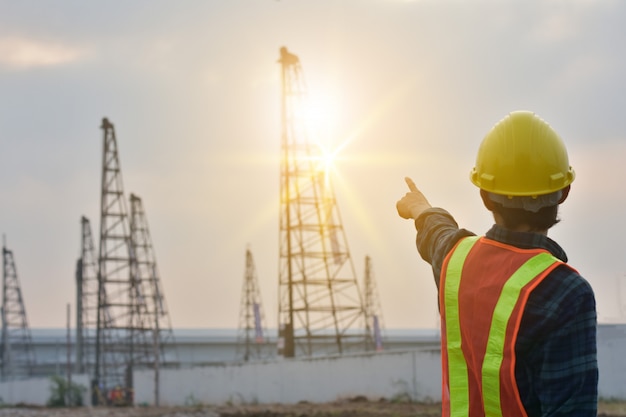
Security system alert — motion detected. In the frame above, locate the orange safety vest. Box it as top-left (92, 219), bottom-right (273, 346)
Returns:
top-left (440, 236), bottom-right (564, 417)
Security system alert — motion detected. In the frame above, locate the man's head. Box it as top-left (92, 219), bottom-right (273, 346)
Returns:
top-left (471, 111), bottom-right (574, 232)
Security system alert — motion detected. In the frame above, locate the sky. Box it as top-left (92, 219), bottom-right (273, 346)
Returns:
top-left (1, 0), bottom-right (625, 330)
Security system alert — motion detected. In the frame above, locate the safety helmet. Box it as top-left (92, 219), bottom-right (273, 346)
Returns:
top-left (470, 111), bottom-right (575, 197)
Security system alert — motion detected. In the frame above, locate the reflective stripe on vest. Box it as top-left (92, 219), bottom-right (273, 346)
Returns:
top-left (442, 236), bottom-right (560, 417)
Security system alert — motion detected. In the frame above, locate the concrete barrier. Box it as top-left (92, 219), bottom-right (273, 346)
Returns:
top-left (598, 324), bottom-right (626, 400)
top-left (0, 374), bottom-right (90, 406)
top-left (2, 324), bottom-right (625, 407)
top-left (134, 329), bottom-right (626, 407)
top-left (134, 349), bottom-right (441, 406)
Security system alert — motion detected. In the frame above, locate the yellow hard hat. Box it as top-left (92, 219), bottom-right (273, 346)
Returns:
top-left (470, 111), bottom-right (575, 197)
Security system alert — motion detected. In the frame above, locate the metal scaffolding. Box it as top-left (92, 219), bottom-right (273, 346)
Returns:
top-left (277, 47), bottom-right (368, 358)
top-left (363, 255), bottom-right (385, 352)
top-left (236, 247), bottom-right (269, 362)
top-left (1, 240), bottom-right (36, 380)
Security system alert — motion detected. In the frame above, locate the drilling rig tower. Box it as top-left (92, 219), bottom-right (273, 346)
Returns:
top-left (236, 247), bottom-right (269, 362)
top-left (129, 192), bottom-right (177, 406)
top-left (76, 216), bottom-right (99, 375)
top-left (277, 47), bottom-right (368, 358)
top-left (363, 255), bottom-right (385, 351)
top-left (1, 239), bottom-right (36, 380)
top-left (94, 118), bottom-right (175, 404)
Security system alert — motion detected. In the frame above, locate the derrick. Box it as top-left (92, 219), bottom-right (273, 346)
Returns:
top-left (277, 47), bottom-right (368, 357)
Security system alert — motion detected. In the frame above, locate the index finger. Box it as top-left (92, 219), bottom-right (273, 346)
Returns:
top-left (404, 177), bottom-right (418, 192)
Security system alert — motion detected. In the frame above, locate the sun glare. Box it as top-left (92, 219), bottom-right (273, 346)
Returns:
top-left (301, 90), bottom-right (340, 148)
top-left (292, 86), bottom-right (350, 180)
top-left (317, 146), bottom-right (339, 176)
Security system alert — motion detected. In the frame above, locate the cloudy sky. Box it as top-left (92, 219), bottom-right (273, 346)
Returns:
top-left (1, 0), bottom-right (625, 331)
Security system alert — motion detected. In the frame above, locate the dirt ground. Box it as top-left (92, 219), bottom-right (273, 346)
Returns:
top-left (0, 399), bottom-right (624, 417)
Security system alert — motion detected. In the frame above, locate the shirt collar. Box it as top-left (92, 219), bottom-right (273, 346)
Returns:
top-left (485, 224), bottom-right (568, 263)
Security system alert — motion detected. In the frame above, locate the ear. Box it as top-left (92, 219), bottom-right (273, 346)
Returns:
top-left (480, 189), bottom-right (495, 211)
top-left (558, 185), bottom-right (571, 204)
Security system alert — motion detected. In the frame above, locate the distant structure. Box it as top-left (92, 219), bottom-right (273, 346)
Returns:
top-left (277, 47), bottom-right (368, 358)
top-left (1, 239), bottom-right (36, 379)
top-left (236, 247), bottom-right (269, 362)
top-left (363, 256), bottom-right (385, 351)
top-left (93, 118), bottom-right (175, 405)
top-left (75, 216), bottom-right (99, 375)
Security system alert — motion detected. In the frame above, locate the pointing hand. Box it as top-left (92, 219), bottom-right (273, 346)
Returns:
top-left (396, 177), bottom-right (432, 219)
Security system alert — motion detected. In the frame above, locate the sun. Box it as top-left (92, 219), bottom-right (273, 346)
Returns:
top-left (317, 146), bottom-right (339, 176)
top-left (300, 90), bottom-right (340, 149)
top-left (290, 83), bottom-right (357, 182)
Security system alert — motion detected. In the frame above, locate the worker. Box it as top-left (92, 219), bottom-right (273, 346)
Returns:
top-left (396, 111), bottom-right (598, 417)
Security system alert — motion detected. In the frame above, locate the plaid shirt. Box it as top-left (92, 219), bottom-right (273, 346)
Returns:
top-left (414, 208), bottom-right (598, 417)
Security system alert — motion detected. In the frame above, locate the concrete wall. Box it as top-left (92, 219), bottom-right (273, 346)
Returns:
top-left (134, 327), bottom-right (626, 407)
top-left (3, 323), bottom-right (625, 406)
top-left (0, 374), bottom-right (90, 406)
top-left (597, 324), bottom-right (626, 400)
top-left (134, 349), bottom-right (442, 406)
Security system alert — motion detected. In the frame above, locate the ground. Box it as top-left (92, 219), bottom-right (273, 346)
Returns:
top-left (0, 400), bottom-right (624, 417)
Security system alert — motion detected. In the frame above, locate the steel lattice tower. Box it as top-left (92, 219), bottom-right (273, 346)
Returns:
top-left (1, 240), bottom-right (36, 380)
top-left (236, 247), bottom-right (268, 362)
top-left (95, 117), bottom-right (134, 398)
top-left (76, 216), bottom-right (99, 375)
top-left (129, 194), bottom-right (177, 374)
top-left (363, 256), bottom-right (385, 352)
top-left (95, 118), bottom-right (161, 403)
top-left (277, 47), bottom-right (368, 358)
